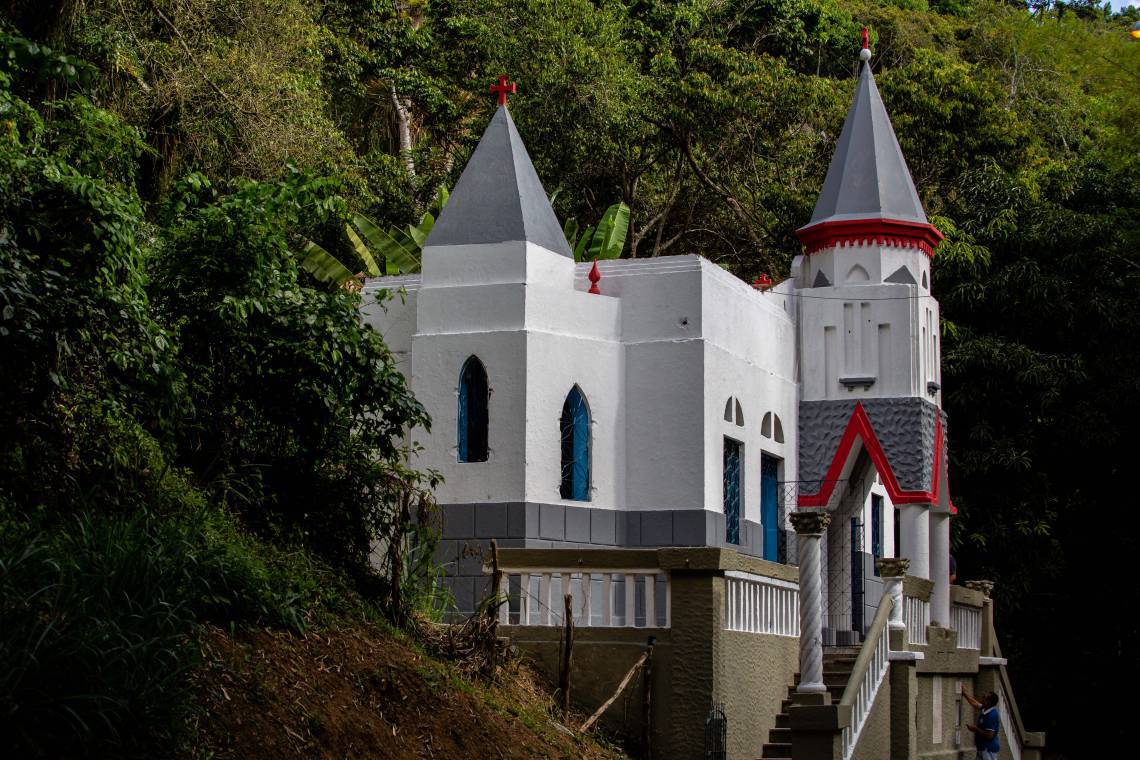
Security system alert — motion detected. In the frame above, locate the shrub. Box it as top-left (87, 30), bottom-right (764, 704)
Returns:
top-left (0, 510), bottom-right (200, 755)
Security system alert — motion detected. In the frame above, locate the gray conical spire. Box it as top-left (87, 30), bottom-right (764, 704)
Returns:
top-left (804, 61), bottom-right (928, 229)
top-left (425, 106), bottom-right (572, 257)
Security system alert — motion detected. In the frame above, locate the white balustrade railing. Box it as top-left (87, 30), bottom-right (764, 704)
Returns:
top-left (999, 684), bottom-right (1022, 760)
top-left (498, 568), bottom-right (669, 628)
top-left (905, 595), bottom-right (929, 645)
top-left (950, 604), bottom-right (981, 650)
top-left (724, 571), bottom-right (799, 637)
top-left (840, 597), bottom-right (892, 760)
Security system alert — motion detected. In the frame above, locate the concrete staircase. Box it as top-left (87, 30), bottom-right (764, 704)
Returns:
top-left (759, 648), bottom-right (860, 759)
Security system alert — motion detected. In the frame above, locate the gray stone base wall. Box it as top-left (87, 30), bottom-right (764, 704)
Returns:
top-left (435, 501), bottom-right (764, 613)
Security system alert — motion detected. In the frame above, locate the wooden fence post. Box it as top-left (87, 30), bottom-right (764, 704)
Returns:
top-left (642, 635), bottom-right (656, 759)
top-left (560, 593), bottom-right (575, 717)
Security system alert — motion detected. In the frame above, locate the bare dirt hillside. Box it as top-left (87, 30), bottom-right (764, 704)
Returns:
top-left (190, 623), bottom-right (627, 759)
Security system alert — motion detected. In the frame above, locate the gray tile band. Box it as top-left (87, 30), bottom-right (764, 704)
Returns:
top-left (435, 502), bottom-right (765, 612)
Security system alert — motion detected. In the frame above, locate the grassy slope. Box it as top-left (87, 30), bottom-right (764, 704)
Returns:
top-left (189, 621), bottom-right (627, 759)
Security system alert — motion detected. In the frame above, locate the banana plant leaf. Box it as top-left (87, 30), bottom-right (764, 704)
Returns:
top-left (563, 217), bottom-right (580, 249)
top-left (344, 224), bottom-right (381, 277)
top-left (406, 211), bottom-right (434, 248)
top-left (300, 240), bottom-right (355, 288)
top-left (572, 225), bottom-right (595, 262)
top-left (352, 213), bottom-right (421, 274)
top-left (587, 202), bottom-right (630, 261)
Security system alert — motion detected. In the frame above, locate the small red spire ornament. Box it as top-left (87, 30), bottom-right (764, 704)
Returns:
top-left (490, 75), bottom-right (517, 107)
top-left (588, 260), bottom-right (601, 294)
top-left (859, 27), bottom-right (872, 63)
top-left (752, 273), bottom-right (773, 291)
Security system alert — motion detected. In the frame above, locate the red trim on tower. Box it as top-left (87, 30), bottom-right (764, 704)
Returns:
top-left (795, 217), bottom-right (944, 257)
top-left (797, 402), bottom-right (945, 509)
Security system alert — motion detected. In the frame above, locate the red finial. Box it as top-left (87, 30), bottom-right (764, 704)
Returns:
top-left (861, 26), bottom-right (869, 51)
top-left (588, 260), bottom-right (601, 295)
top-left (490, 75), bottom-right (517, 107)
top-left (752, 273), bottom-right (773, 291)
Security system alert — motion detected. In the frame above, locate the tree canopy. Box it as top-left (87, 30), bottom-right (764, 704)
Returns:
top-left (3, 0), bottom-right (1139, 754)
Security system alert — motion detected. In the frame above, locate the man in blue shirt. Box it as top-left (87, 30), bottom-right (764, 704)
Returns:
top-left (963, 687), bottom-right (1001, 760)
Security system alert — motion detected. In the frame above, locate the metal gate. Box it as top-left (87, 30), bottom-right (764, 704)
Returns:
top-left (850, 518), bottom-right (864, 634)
top-left (823, 466), bottom-right (871, 647)
top-left (704, 703), bottom-right (727, 760)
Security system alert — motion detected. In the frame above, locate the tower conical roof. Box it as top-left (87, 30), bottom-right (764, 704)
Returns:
top-left (425, 106), bottom-right (572, 257)
top-left (796, 57), bottom-right (942, 255)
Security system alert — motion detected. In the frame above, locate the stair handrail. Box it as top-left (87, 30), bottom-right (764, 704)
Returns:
top-left (838, 594), bottom-right (893, 760)
top-left (990, 626), bottom-right (1045, 752)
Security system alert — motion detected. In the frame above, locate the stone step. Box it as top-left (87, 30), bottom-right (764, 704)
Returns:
top-left (768, 727), bottom-right (792, 743)
top-left (775, 713), bottom-right (790, 728)
top-left (761, 742), bottom-right (793, 759)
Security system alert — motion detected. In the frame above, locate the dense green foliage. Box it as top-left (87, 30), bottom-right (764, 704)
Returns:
top-left (0, 20), bottom-right (438, 754)
top-left (2, 0), bottom-right (1139, 755)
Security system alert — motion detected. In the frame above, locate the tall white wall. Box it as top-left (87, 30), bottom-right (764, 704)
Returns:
top-left (699, 262), bottom-right (798, 525)
top-left (522, 280), bottom-right (622, 508)
top-left (362, 249), bottom-right (802, 546)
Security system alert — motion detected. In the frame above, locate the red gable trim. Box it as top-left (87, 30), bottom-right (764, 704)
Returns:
top-left (795, 217), bottom-right (944, 257)
top-left (797, 402), bottom-right (944, 509)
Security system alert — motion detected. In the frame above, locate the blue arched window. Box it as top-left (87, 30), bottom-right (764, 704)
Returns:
top-left (458, 356), bottom-right (489, 462)
top-left (559, 386), bottom-right (591, 501)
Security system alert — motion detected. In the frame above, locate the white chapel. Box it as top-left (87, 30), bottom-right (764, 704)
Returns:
top-left (362, 41), bottom-right (954, 642)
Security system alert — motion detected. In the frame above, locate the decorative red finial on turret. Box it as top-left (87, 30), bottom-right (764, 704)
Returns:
top-left (588, 260), bottom-right (601, 295)
top-left (752, 273), bottom-right (773, 291)
top-left (490, 75), bottom-right (517, 107)
top-left (861, 27), bottom-right (869, 51)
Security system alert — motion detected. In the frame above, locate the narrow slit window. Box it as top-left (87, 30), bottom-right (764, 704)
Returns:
top-left (871, 494), bottom-right (883, 575)
top-left (457, 356), bottom-right (489, 462)
top-left (723, 438), bottom-right (742, 545)
top-left (560, 386), bottom-right (591, 501)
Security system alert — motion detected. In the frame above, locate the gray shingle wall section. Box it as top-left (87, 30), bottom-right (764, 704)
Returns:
top-left (424, 106), bottom-right (572, 257)
top-left (807, 63), bottom-right (928, 228)
top-left (798, 401), bottom-right (855, 487)
top-left (861, 399), bottom-right (937, 492)
top-left (798, 398), bottom-right (943, 496)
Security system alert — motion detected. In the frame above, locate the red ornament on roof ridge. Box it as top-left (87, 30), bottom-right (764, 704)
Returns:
top-left (588, 260), bottom-right (601, 294)
top-left (752, 273), bottom-right (773, 291)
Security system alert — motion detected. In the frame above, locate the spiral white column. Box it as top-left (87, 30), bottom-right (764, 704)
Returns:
top-left (876, 557), bottom-right (910, 631)
top-left (791, 510), bottom-right (831, 694)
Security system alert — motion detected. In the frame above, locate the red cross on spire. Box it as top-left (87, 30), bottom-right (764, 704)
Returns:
top-left (861, 26), bottom-right (869, 51)
top-left (490, 75), bottom-right (517, 107)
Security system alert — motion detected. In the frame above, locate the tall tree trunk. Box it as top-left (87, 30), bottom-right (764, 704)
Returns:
top-left (390, 84), bottom-right (416, 179)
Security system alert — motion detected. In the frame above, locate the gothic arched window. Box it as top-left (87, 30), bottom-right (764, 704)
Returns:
top-left (458, 356), bottom-right (489, 462)
top-left (559, 386), bottom-right (591, 501)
